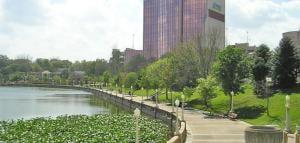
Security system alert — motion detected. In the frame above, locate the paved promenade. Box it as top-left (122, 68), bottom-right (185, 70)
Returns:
top-left (105, 90), bottom-right (248, 143)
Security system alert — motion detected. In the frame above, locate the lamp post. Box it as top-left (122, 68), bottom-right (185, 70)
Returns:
top-left (171, 91), bottom-right (174, 113)
top-left (266, 77), bottom-right (272, 116)
top-left (131, 86), bottom-right (133, 100)
top-left (175, 99), bottom-right (180, 135)
top-left (116, 84), bottom-right (118, 95)
top-left (141, 87), bottom-right (144, 103)
top-left (155, 89), bottom-right (158, 108)
top-left (122, 85), bottom-right (125, 98)
top-left (285, 95), bottom-right (291, 133)
top-left (181, 94), bottom-right (185, 121)
top-left (134, 108), bottom-right (141, 143)
top-left (230, 91), bottom-right (234, 113)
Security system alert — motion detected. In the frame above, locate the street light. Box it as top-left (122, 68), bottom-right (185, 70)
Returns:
top-left (230, 91), bottom-right (234, 113)
top-left (175, 99), bottom-right (180, 135)
top-left (155, 89), bottom-right (158, 108)
top-left (171, 90), bottom-right (174, 113)
top-left (181, 94), bottom-right (185, 121)
top-left (134, 108), bottom-right (141, 143)
top-left (141, 87), bottom-right (144, 103)
top-left (131, 86), bottom-right (133, 100)
top-left (122, 85), bottom-right (125, 98)
top-left (285, 95), bottom-right (291, 133)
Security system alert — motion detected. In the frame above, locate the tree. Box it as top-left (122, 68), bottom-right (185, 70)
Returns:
top-left (109, 49), bottom-right (124, 75)
top-left (213, 46), bottom-right (252, 113)
top-left (125, 55), bottom-right (147, 72)
top-left (253, 44), bottom-right (271, 96)
top-left (273, 37), bottom-right (297, 88)
top-left (124, 72), bottom-right (138, 88)
top-left (103, 71), bottom-right (111, 86)
top-left (195, 76), bottom-right (217, 109)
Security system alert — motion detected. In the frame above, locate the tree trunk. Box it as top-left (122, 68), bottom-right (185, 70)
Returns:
top-left (165, 88), bottom-right (168, 100)
top-left (229, 94), bottom-right (233, 113)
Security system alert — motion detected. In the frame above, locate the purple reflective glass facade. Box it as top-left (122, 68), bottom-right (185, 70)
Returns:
top-left (143, 0), bottom-right (207, 60)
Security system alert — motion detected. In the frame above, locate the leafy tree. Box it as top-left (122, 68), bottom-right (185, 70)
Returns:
top-left (103, 71), bottom-right (111, 86)
top-left (183, 86), bottom-right (194, 101)
top-left (253, 44), bottom-right (271, 96)
top-left (124, 72), bottom-right (138, 88)
top-left (109, 49), bottom-right (124, 75)
top-left (36, 59), bottom-right (52, 71)
top-left (0, 55), bottom-right (9, 70)
top-left (125, 55), bottom-right (147, 72)
top-left (213, 46), bottom-right (252, 113)
top-left (273, 37), bottom-right (297, 88)
top-left (195, 76), bottom-right (217, 109)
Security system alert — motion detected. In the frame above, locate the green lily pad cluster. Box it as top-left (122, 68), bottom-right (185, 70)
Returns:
top-left (0, 114), bottom-right (169, 143)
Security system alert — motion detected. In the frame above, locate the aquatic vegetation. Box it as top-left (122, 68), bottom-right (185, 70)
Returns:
top-left (0, 114), bottom-right (169, 143)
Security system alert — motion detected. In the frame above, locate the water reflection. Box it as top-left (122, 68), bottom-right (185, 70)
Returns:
top-left (0, 87), bottom-right (126, 121)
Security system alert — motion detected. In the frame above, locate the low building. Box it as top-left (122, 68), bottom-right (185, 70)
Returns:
top-left (283, 30), bottom-right (300, 48)
top-left (124, 48), bottom-right (143, 64)
top-left (70, 71), bottom-right (85, 82)
top-left (235, 43), bottom-right (256, 54)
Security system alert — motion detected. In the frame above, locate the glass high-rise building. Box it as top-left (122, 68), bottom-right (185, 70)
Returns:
top-left (143, 0), bottom-right (225, 60)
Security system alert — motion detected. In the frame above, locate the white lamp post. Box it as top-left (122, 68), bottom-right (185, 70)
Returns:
top-left (155, 89), bottom-right (158, 108)
top-left (230, 91), bottom-right (234, 113)
top-left (141, 87), bottom-right (144, 103)
top-left (285, 95), bottom-right (291, 133)
top-left (116, 84), bottom-right (118, 96)
top-left (134, 108), bottom-right (141, 143)
top-left (175, 99), bottom-right (180, 135)
top-left (122, 85), bottom-right (125, 98)
top-left (131, 86), bottom-right (133, 100)
top-left (171, 91), bottom-right (174, 113)
top-left (181, 94), bottom-right (185, 121)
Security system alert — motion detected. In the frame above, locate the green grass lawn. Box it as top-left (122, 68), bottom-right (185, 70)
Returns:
top-left (109, 84), bottom-right (300, 132)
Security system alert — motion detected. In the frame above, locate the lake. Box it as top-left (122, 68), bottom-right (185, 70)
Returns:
top-left (0, 86), bottom-right (125, 120)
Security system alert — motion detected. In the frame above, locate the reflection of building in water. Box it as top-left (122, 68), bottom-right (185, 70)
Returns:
top-left (143, 0), bottom-right (225, 60)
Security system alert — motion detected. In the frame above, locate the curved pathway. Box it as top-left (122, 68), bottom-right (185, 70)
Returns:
top-left (102, 89), bottom-right (248, 143)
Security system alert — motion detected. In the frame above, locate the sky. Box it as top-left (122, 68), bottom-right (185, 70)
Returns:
top-left (0, 0), bottom-right (299, 61)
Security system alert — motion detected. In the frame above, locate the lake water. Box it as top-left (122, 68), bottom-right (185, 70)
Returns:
top-left (0, 86), bottom-right (125, 120)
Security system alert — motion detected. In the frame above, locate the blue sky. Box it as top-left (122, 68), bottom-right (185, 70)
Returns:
top-left (0, 0), bottom-right (299, 61)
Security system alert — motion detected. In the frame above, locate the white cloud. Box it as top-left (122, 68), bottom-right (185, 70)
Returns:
top-left (0, 0), bottom-right (143, 61)
top-left (0, 0), bottom-right (299, 61)
top-left (227, 0), bottom-right (300, 49)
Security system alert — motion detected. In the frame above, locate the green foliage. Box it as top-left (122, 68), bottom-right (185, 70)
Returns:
top-left (103, 71), bottom-right (111, 86)
top-left (0, 114), bottom-right (169, 143)
top-left (195, 76), bottom-right (217, 109)
top-left (273, 37), bottom-right (297, 88)
top-left (125, 55), bottom-right (147, 72)
top-left (124, 72), bottom-right (138, 88)
top-left (109, 49), bottom-right (124, 75)
top-left (213, 46), bottom-right (252, 112)
top-left (214, 46), bottom-right (251, 95)
top-left (253, 44), bottom-right (271, 96)
top-left (183, 87), bottom-right (194, 100)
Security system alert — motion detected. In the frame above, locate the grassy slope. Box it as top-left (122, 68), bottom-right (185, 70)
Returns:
top-left (116, 85), bottom-right (299, 131)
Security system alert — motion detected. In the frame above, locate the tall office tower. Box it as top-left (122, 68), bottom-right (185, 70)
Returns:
top-left (143, 0), bottom-right (225, 60)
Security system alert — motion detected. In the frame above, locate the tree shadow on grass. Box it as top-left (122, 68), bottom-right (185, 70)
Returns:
top-left (234, 105), bottom-right (266, 119)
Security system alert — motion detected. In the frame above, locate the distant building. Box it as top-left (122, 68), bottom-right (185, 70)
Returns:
top-left (283, 30), bottom-right (300, 48)
top-left (235, 43), bottom-right (256, 54)
top-left (124, 48), bottom-right (143, 64)
top-left (71, 71), bottom-right (85, 81)
top-left (143, 0), bottom-right (225, 60)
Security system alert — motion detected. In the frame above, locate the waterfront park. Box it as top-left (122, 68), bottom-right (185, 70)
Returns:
top-left (1, 36), bottom-right (300, 142)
